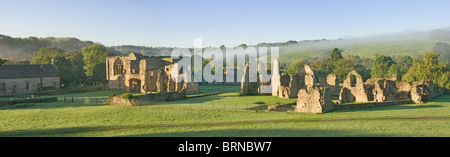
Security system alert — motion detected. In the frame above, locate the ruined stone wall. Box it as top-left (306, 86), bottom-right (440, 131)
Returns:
top-left (295, 87), bottom-right (334, 113)
top-left (411, 80), bottom-right (435, 104)
top-left (339, 71), bottom-right (369, 103)
top-left (319, 74), bottom-right (339, 92)
top-left (339, 71), bottom-right (436, 104)
top-left (240, 63), bottom-right (259, 96)
top-left (271, 58), bottom-right (280, 96)
top-left (106, 53), bottom-right (198, 95)
top-left (277, 74), bottom-right (301, 98)
top-left (269, 64), bottom-right (316, 98)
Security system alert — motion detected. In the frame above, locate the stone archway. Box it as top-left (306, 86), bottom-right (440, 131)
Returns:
top-left (129, 79), bottom-right (141, 93)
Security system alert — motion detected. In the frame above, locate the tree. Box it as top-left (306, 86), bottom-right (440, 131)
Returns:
top-left (331, 59), bottom-right (355, 81)
top-left (237, 44), bottom-right (248, 49)
top-left (287, 60), bottom-right (306, 74)
top-left (371, 55), bottom-right (395, 78)
top-left (387, 64), bottom-right (400, 80)
top-left (0, 59), bottom-right (6, 66)
top-left (309, 48), bottom-right (363, 81)
top-left (353, 64), bottom-right (371, 80)
top-left (30, 47), bottom-right (76, 86)
top-left (81, 44), bottom-right (115, 83)
top-left (65, 50), bottom-right (86, 84)
top-left (403, 52), bottom-right (450, 89)
top-left (396, 56), bottom-right (413, 80)
top-left (30, 47), bottom-right (66, 64)
top-left (330, 48), bottom-right (343, 61)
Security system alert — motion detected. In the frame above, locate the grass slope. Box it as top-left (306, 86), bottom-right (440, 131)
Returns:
top-left (279, 40), bottom-right (444, 64)
top-left (0, 86), bottom-right (449, 137)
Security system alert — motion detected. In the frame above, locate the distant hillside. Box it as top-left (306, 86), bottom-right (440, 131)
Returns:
top-left (1, 28), bottom-right (450, 62)
top-left (278, 40), bottom-right (445, 64)
top-left (110, 45), bottom-right (174, 56)
top-left (0, 34), bottom-right (95, 59)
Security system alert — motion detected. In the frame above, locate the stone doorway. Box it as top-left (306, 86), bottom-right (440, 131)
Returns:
top-left (129, 79), bottom-right (141, 93)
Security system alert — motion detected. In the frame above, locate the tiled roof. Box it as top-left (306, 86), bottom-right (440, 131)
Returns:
top-left (0, 64), bottom-right (60, 79)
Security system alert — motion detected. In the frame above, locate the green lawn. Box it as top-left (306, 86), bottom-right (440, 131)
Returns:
top-left (0, 86), bottom-right (449, 137)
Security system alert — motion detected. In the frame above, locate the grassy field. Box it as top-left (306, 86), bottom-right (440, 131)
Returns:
top-left (0, 85), bottom-right (449, 137)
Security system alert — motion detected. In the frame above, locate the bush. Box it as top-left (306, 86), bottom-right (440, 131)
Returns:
top-left (121, 93), bottom-right (133, 100)
top-left (108, 93), bottom-right (116, 98)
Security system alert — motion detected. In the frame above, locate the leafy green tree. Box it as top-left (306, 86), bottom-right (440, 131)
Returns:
top-left (65, 50), bottom-right (86, 84)
top-left (81, 44), bottom-right (115, 83)
top-left (331, 59), bottom-right (354, 81)
top-left (353, 64), bottom-right (371, 80)
top-left (403, 52), bottom-right (450, 89)
top-left (371, 55), bottom-right (395, 78)
top-left (309, 59), bottom-right (328, 76)
top-left (330, 48), bottom-right (343, 61)
top-left (287, 60), bottom-right (306, 74)
top-left (237, 44), bottom-right (248, 49)
top-left (30, 47), bottom-right (66, 64)
top-left (30, 47), bottom-right (76, 86)
top-left (387, 64), bottom-right (400, 80)
top-left (395, 56), bottom-right (413, 80)
top-left (309, 48), bottom-right (366, 81)
top-left (0, 59), bottom-right (6, 66)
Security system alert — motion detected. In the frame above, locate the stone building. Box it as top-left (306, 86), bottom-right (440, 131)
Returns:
top-left (295, 87), bottom-right (334, 113)
top-left (271, 62), bottom-right (316, 98)
top-left (339, 70), bottom-right (435, 104)
top-left (0, 64), bottom-right (60, 96)
top-left (239, 58), bottom-right (317, 98)
top-left (106, 53), bottom-right (198, 94)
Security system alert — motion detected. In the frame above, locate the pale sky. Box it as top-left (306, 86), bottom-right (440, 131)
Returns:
top-left (1, 0), bottom-right (449, 47)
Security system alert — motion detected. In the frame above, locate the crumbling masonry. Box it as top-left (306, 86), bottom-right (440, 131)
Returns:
top-left (339, 71), bottom-right (435, 104)
top-left (106, 53), bottom-right (198, 98)
top-left (271, 61), bottom-right (316, 98)
top-left (240, 58), bottom-right (317, 98)
top-left (262, 62), bottom-right (437, 113)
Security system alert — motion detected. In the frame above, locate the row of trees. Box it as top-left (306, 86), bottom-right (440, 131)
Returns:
top-left (287, 48), bottom-right (450, 89)
top-left (30, 44), bottom-right (115, 86)
top-left (307, 48), bottom-right (371, 81)
top-left (0, 34), bottom-right (95, 59)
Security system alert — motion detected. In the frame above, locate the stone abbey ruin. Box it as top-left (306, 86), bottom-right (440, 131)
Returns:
top-left (240, 58), bottom-right (437, 113)
top-left (105, 53), bottom-right (436, 111)
top-left (106, 53), bottom-right (198, 104)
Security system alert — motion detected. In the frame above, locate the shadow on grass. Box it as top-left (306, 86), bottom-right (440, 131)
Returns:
top-left (429, 95), bottom-right (450, 102)
top-left (0, 101), bottom-right (108, 110)
top-left (0, 126), bottom-right (111, 137)
top-left (244, 105), bottom-right (269, 111)
top-left (126, 128), bottom-right (394, 137)
top-left (332, 104), bottom-right (444, 113)
top-left (0, 126), bottom-right (394, 137)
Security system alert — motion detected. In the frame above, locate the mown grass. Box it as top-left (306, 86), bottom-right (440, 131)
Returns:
top-left (0, 86), bottom-right (449, 137)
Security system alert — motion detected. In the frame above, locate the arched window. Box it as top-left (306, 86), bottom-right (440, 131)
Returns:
top-left (114, 58), bottom-right (124, 75)
top-left (350, 75), bottom-right (357, 87)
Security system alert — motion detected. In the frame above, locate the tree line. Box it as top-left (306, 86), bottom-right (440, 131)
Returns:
top-left (29, 45), bottom-right (115, 87)
top-left (287, 47), bottom-right (450, 89)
